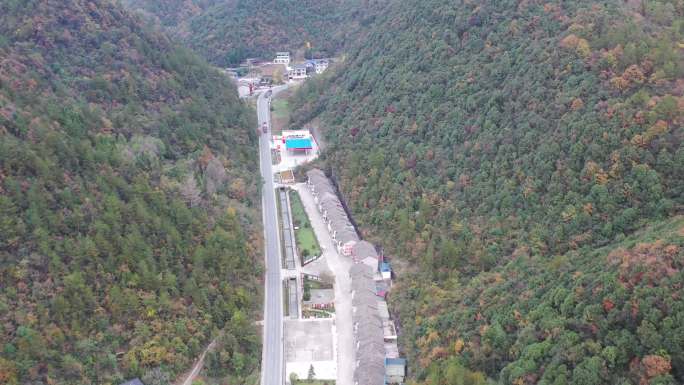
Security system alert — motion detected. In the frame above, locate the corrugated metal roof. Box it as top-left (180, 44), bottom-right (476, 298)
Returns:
top-left (353, 240), bottom-right (378, 260)
top-left (306, 168), bottom-right (385, 384)
top-left (377, 300), bottom-right (390, 320)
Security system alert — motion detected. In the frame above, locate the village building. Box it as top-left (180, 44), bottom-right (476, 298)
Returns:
top-left (305, 58), bottom-right (330, 74)
top-left (385, 358), bottom-right (407, 385)
top-left (353, 240), bottom-right (379, 268)
top-left (385, 341), bottom-right (400, 359)
top-left (350, 263), bottom-right (386, 384)
top-left (285, 137), bottom-right (313, 153)
top-left (377, 300), bottom-right (390, 320)
top-left (383, 320), bottom-right (398, 342)
top-left (277, 130), bottom-right (316, 155)
top-left (305, 168), bottom-right (407, 384)
top-left (274, 51), bottom-right (290, 65)
top-left (314, 59), bottom-right (329, 74)
top-left (380, 261), bottom-right (392, 280)
top-left (306, 169), bottom-right (359, 254)
top-left (289, 63), bottom-right (308, 79)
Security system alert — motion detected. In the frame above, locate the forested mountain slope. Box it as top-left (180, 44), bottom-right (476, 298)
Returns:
top-left (123, 0), bottom-right (380, 66)
top-left (0, 1), bottom-right (261, 384)
top-left (290, 0), bottom-right (684, 382)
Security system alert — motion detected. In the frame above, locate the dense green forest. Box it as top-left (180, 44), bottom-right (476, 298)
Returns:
top-left (290, 0), bottom-right (684, 383)
top-left (123, 0), bottom-right (380, 66)
top-left (0, 0), bottom-right (261, 384)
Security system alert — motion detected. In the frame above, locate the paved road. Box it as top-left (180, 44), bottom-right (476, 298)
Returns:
top-left (259, 85), bottom-right (289, 385)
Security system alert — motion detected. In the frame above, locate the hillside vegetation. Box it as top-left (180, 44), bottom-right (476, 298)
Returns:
top-left (0, 0), bottom-right (261, 384)
top-left (291, 0), bottom-right (684, 383)
top-left (123, 0), bottom-right (380, 66)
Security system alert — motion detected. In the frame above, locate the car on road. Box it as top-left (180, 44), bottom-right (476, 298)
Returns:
top-left (262, 122), bottom-right (268, 134)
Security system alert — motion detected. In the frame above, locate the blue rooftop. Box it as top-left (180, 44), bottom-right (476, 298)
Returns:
top-left (285, 137), bottom-right (313, 150)
top-left (385, 357), bottom-right (406, 365)
top-left (380, 262), bottom-right (391, 272)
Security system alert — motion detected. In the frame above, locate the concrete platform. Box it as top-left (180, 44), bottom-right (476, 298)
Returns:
top-left (285, 319), bottom-right (334, 362)
top-left (284, 319), bottom-right (336, 381)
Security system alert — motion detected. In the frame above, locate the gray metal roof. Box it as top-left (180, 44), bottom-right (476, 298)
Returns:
top-left (307, 169), bottom-right (333, 193)
top-left (336, 227), bottom-right (359, 244)
top-left (352, 277), bottom-right (375, 295)
top-left (356, 314), bottom-right (382, 331)
top-left (357, 339), bottom-right (384, 362)
top-left (322, 201), bottom-right (345, 218)
top-left (354, 303), bottom-right (381, 326)
top-left (351, 263), bottom-right (374, 280)
top-left (354, 346), bottom-right (385, 385)
top-left (319, 191), bottom-right (339, 206)
top-left (353, 240), bottom-right (378, 260)
top-left (307, 168), bottom-right (385, 384)
top-left (377, 300), bottom-right (390, 320)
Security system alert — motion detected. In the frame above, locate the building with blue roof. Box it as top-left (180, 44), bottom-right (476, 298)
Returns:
top-left (380, 261), bottom-right (392, 280)
top-left (385, 357), bottom-right (406, 384)
top-left (285, 137), bottom-right (313, 152)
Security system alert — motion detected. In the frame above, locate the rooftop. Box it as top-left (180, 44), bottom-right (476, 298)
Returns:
top-left (377, 300), bottom-right (390, 320)
top-left (120, 379), bottom-right (144, 385)
top-left (285, 137), bottom-right (313, 150)
top-left (385, 357), bottom-right (407, 366)
top-left (383, 320), bottom-right (397, 338)
top-left (336, 227), bottom-right (359, 244)
top-left (385, 341), bottom-right (400, 358)
top-left (353, 240), bottom-right (378, 261)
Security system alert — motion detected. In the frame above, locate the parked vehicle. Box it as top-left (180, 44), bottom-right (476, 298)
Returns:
top-left (262, 122), bottom-right (268, 134)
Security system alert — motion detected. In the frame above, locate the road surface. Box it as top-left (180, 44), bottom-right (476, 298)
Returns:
top-left (259, 85), bottom-right (289, 385)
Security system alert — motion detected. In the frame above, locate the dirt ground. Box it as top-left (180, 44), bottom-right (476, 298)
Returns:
top-left (270, 85), bottom-right (300, 134)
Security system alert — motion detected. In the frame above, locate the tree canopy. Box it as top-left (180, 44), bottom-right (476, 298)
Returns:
top-left (0, 0), bottom-right (261, 383)
top-left (123, 0), bottom-right (382, 66)
top-left (290, 0), bottom-right (684, 382)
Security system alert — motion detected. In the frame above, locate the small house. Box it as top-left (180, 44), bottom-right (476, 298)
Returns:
top-left (380, 261), bottom-right (392, 280)
top-left (289, 64), bottom-right (308, 79)
top-left (274, 51), bottom-right (290, 65)
top-left (385, 358), bottom-right (406, 385)
top-left (315, 59), bottom-right (329, 74)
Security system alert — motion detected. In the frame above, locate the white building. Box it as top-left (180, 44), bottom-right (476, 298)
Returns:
top-left (315, 59), bottom-right (329, 74)
top-left (289, 64), bottom-right (308, 79)
top-left (274, 51), bottom-right (290, 65)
